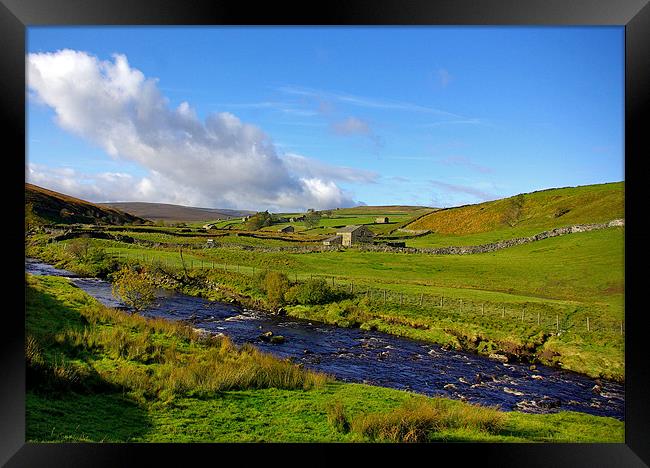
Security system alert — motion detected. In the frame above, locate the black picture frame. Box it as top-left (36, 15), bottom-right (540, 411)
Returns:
top-left (3, 0), bottom-right (648, 465)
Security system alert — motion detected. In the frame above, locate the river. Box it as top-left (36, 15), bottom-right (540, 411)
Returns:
top-left (25, 258), bottom-right (624, 420)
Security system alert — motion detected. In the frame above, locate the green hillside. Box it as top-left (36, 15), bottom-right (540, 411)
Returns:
top-left (406, 182), bottom-right (624, 242)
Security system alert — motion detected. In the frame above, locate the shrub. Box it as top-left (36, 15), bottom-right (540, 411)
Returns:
top-left (111, 266), bottom-right (156, 313)
top-left (260, 271), bottom-right (289, 307)
top-left (68, 237), bottom-right (91, 259)
top-left (285, 278), bottom-right (334, 305)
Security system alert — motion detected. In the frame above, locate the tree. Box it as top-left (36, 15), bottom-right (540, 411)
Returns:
top-left (111, 266), bottom-right (156, 313)
top-left (244, 211), bottom-right (273, 230)
top-left (304, 211), bottom-right (322, 229)
top-left (68, 236), bottom-right (91, 259)
top-left (260, 271), bottom-right (289, 308)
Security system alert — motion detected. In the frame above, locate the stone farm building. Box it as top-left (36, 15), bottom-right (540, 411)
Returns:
top-left (375, 217), bottom-right (389, 224)
top-left (325, 225), bottom-right (375, 247)
top-left (322, 235), bottom-right (342, 246)
top-left (278, 225), bottom-right (294, 233)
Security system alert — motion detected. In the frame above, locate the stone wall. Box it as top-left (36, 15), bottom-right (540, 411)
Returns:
top-left (356, 219), bottom-right (624, 256)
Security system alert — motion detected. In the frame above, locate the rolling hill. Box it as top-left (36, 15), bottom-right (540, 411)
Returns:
top-left (100, 202), bottom-right (255, 222)
top-left (25, 184), bottom-right (148, 225)
top-left (406, 182), bottom-right (624, 236)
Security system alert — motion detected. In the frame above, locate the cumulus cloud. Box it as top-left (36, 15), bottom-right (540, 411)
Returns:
top-left (27, 49), bottom-right (361, 211)
top-left (27, 163), bottom-right (205, 206)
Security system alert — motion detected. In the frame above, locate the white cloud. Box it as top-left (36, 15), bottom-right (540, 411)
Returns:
top-left (282, 153), bottom-right (378, 184)
top-left (27, 49), bottom-right (362, 212)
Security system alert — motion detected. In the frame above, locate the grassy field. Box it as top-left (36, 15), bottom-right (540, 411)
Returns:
top-left (25, 182), bottom-right (624, 380)
top-left (405, 182), bottom-right (623, 247)
top-left (25, 274), bottom-right (624, 443)
top-left (28, 224), bottom-right (624, 380)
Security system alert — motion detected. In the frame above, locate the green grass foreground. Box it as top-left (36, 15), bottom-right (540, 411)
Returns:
top-left (25, 274), bottom-right (623, 443)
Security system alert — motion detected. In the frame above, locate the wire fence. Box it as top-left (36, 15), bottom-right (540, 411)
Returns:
top-left (106, 248), bottom-right (625, 339)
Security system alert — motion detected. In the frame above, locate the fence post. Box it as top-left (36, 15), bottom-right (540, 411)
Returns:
top-left (521, 306), bottom-right (525, 322)
top-left (350, 282), bottom-right (354, 294)
top-left (556, 314), bottom-right (559, 332)
top-left (419, 293), bottom-right (424, 306)
top-left (440, 296), bottom-right (443, 307)
top-left (620, 320), bottom-right (624, 336)
top-left (481, 303), bottom-right (485, 316)
top-left (383, 290), bottom-right (387, 305)
top-left (586, 317), bottom-right (590, 332)
top-left (537, 311), bottom-right (541, 325)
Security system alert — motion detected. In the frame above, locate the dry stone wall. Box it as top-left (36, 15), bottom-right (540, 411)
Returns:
top-left (358, 219), bottom-right (624, 255)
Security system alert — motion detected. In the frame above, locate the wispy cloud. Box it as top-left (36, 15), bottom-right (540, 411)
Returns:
top-left (330, 116), bottom-right (384, 150)
top-left (429, 180), bottom-right (497, 201)
top-left (282, 153), bottom-right (379, 184)
top-left (439, 156), bottom-right (493, 174)
top-left (384, 156), bottom-right (438, 161)
top-left (423, 118), bottom-right (489, 127)
top-left (331, 117), bottom-right (371, 136)
top-left (437, 68), bottom-right (452, 88)
top-left (278, 85), bottom-right (463, 118)
top-left (216, 101), bottom-right (318, 116)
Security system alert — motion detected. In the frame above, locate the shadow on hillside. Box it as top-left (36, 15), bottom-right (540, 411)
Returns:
top-left (25, 282), bottom-right (153, 442)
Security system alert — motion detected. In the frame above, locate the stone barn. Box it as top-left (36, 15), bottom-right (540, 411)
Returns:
top-left (322, 235), bottom-right (342, 246)
top-left (278, 225), bottom-right (294, 233)
top-left (375, 217), bottom-right (389, 224)
top-left (336, 225), bottom-right (375, 246)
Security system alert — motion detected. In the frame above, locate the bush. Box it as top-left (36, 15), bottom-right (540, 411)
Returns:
top-left (68, 237), bottom-right (91, 259)
top-left (111, 266), bottom-right (156, 312)
top-left (259, 271), bottom-right (289, 307)
top-left (285, 278), bottom-right (334, 305)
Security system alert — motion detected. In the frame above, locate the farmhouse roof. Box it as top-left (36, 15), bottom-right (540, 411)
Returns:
top-left (336, 224), bottom-right (368, 234)
top-left (324, 235), bottom-right (342, 242)
top-left (336, 225), bottom-right (364, 233)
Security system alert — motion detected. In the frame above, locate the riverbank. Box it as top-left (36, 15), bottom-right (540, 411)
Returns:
top-left (25, 237), bottom-right (624, 383)
top-left (25, 274), bottom-right (624, 442)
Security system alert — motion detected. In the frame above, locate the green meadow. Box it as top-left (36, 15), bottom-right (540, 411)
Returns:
top-left (25, 275), bottom-right (623, 443)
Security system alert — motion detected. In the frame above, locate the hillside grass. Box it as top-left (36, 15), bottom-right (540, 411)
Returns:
top-left (407, 182), bottom-right (623, 242)
top-left (25, 274), bottom-right (624, 443)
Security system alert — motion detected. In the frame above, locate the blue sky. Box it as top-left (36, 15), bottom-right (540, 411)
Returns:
top-left (26, 26), bottom-right (624, 211)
